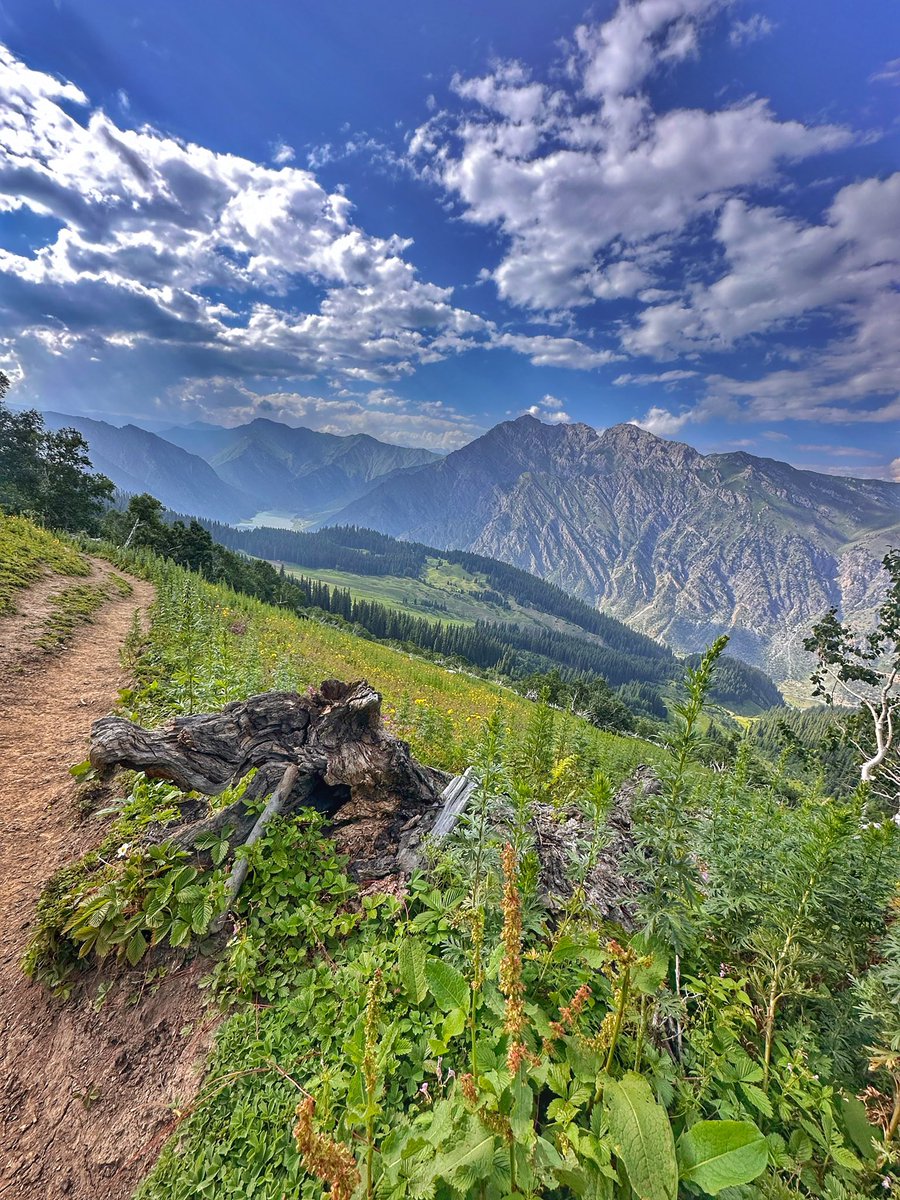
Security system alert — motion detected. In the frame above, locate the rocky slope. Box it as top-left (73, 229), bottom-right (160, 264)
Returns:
top-left (328, 416), bottom-right (900, 679)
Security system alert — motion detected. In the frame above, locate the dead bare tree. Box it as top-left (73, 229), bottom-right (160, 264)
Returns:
top-left (804, 549), bottom-right (900, 812)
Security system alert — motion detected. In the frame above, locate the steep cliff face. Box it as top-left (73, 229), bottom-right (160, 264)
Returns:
top-left (329, 416), bottom-right (900, 678)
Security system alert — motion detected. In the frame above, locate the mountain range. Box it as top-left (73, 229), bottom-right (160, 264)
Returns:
top-left (328, 416), bottom-right (900, 680)
top-left (45, 408), bottom-right (900, 681)
top-left (41, 412), bottom-right (437, 524)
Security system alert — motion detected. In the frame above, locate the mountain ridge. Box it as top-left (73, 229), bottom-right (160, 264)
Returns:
top-left (40, 410), bottom-right (439, 524)
top-left (326, 415), bottom-right (900, 679)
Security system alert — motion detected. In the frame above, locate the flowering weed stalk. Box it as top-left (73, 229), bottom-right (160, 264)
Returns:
top-left (293, 1097), bottom-right (360, 1200)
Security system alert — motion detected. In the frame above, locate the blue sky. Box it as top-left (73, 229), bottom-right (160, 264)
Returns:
top-left (0, 0), bottom-right (898, 478)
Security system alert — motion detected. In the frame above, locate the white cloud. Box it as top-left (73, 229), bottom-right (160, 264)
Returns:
top-left (623, 173), bottom-right (900, 423)
top-left (630, 405), bottom-right (692, 435)
top-left (802, 459), bottom-right (900, 482)
top-left (521, 393), bottom-right (571, 423)
top-left (613, 369), bottom-right (698, 385)
top-left (0, 43), bottom-right (621, 422)
top-left (410, 0), bottom-right (849, 311)
top-left (870, 57), bottom-right (900, 85)
top-left (271, 140), bottom-right (295, 164)
top-left (172, 379), bottom-right (484, 450)
top-left (729, 14), bottom-right (775, 46)
top-left (494, 331), bottom-right (619, 369)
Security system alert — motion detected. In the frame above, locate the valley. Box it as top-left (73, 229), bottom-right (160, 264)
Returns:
top-left (40, 408), bottom-right (900, 686)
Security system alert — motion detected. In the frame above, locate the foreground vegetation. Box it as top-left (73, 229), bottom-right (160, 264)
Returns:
top-left (2, 513), bottom-right (894, 1199)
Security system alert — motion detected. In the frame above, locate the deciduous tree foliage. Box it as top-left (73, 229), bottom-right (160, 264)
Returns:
top-left (0, 376), bottom-right (113, 532)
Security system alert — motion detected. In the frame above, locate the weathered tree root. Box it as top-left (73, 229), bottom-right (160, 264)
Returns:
top-left (90, 680), bottom-right (447, 879)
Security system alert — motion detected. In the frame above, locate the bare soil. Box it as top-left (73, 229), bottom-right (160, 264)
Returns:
top-left (0, 560), bottom-right (217, 1200)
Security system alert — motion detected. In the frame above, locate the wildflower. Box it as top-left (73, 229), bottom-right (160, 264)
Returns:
top-left (116, 843), bottom-right (132, 858)
top-left (559, 984), bottom-right (592, 1029)
top-left (500, 843), bottom-right (526, 1072)
top-left (460, 1073), bottom-right (478, 1106)
top-left (293, 1097), bottom-right (360, 1200)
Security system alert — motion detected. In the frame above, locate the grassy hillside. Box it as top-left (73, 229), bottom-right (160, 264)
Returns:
top-left (9, 513), bottom-right (899, 1199)
top-left (0, 513), bottom-right (89, 613)
top-left (188, 520), bottom-right (784, 715)
top-left (119, 554), bottom-right (663, 781)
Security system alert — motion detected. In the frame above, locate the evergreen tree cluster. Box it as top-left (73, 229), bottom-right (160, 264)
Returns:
top-left (104, 496), bottom-right (309, 611)
top-left (189, 520), bottom-right (675, 663)
top-left (685, 650), bottom-right (784, 712)
top-left (748, 704), bottom-right (860, 796)
top-left (173, 515), bottom-right (783, 713)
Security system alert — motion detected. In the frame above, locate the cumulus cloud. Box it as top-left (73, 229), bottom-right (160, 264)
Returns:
top-left (494, 331), bottom-right (620, 369)
top-left (0, 43), bottom-right (614, 425)
top-left (409, 0), bottom-right (849, 312)
top-left (623, 173), bottom-right (900, 425)
top-left (522, 393), bottom-right (571, 423)
top-left (630, 405), bottom-right (692, 436)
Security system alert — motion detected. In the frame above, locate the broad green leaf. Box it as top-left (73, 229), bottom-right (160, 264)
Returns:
top-left (739, 1082), bottom-right (773, 1118)
top-left (125, 929), bottom-right (148, 966)
top-left (425, 958), bottom-right (470, 1013)
top-left (838, 1094), bottom-right (878, 1160)
top-left (605, 1072), bottom-right (677, 1200)
top-left (430, 1114), bottom-right (495, 1187)
top-left (510, 1071), bottom-right (534, 1143)
top-left (191, 897), bottom-right (214, 934)
top-left (830, 1143), bottom-right (863, 1170)
top-left (168, 918), bottom-right (191, 947)
top-left (677, 1120), bottom-right (767, 1194)
top-left (441, 1007), bottom-right (467, 1041)
top-left (399, 937), bottom-right (428, 1004)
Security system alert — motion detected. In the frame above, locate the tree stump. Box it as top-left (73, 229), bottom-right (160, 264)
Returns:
top-left (90, 680), bottom-right (447, 879)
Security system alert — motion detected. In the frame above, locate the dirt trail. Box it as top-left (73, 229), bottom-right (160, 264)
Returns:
top-left (0, 562), bottom-right (216, 1200)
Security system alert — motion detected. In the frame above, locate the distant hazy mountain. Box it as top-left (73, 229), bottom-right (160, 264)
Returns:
top-left (161, 418), bottom-right (438, 519)
top-left (41, 412), bottom-right (439, 524)
top-left (328, 415), bottom-right (900, 680)
top-left (41, 411), bottom-right (252, 521)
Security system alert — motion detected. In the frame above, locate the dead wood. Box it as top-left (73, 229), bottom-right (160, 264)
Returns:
top-left (90, 680), bottom-right (446, 878)
top-left (531, 765), bottom-right (660, 929)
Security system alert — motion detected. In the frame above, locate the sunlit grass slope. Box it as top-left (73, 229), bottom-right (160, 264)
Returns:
top-left (0, 513), bottom-right (90, 613)
top-left (130, 555), bottom-right (664, 780)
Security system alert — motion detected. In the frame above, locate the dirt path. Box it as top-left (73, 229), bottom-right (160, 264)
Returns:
top-left (0, 562), bottom-right (216, 1200)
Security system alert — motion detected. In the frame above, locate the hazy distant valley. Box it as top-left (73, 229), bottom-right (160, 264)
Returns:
top-left (43, 409), bottom-right (900, 684)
